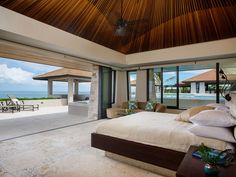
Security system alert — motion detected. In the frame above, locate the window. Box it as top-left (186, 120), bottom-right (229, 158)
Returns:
top-left (147, 61), bottom-right (235, 109)
top-left (98, 66), bottom-right (112, 119)
top-left (219, 60), bottom-right (236, 104)
top-left (163, 66), bottom-right (178, 108)
top-left (148, 68), bottom-right (162, 102)
top-left (148, 67), bottom-right (178, 108)
top-left (127, 71), bottom-right (137, 100)
top-left (179, 64), bottom-right (217, 109)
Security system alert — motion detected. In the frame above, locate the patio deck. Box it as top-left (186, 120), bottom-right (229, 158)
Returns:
top-left (0, 106), bottom-right (95, 141)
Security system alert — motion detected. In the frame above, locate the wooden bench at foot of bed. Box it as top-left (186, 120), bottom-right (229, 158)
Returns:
top-left (91, 133), bottom-right (185, 171)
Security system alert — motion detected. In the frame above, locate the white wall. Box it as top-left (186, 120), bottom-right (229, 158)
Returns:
top-left (136, 70), bottom-right (147, 102)
top-left (0, 6), bottom-right (126, 67)
top-left (199, 82), bottom-right (205, 94)
top-left (191, 83), bottom-right (197, 94)
top-left (126, 38), bottom-right (236, 65)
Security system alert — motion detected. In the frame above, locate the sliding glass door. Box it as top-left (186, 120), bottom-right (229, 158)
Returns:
top-left (178, 64), bottom-right (217, 109)
top-left (98, 66), bottom-right (112, 119)
top-left (147, 60), bottom-right (236, 109)
top-left (163, 67), bottom-right (178, 108)
top-left (127, 71), bottom-right (137, 101)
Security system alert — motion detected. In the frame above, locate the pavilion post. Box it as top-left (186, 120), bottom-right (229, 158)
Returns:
top-left (48, 79), bottom-right (53, 97)
top-left (74, 80), bottom-right (79, 96)
top-left (68, 78), bottom-right (74, 103)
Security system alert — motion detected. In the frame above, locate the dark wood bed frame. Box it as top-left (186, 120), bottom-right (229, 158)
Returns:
top-left (91, 133), bottom-right (186, 171)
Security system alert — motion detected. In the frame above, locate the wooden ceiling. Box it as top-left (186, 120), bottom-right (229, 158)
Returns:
top-left (1, 0), bottom-right (236, 54)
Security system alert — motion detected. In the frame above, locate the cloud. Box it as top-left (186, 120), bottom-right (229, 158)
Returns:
top-left (21, 62), bottom-right (60, 75)
top-left (180, 69), bottom-right (211, 75)
top-left (0, 57), bottom-right (60, 75)
top-left (0, 64), bottom-right (34, 84)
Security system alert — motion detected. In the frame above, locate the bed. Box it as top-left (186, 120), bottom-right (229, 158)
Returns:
top-left (91, 112), bottom-right (233, 172)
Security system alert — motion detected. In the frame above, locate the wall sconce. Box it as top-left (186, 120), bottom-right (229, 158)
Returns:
top-left (219, 69), bottom-right (232, 101)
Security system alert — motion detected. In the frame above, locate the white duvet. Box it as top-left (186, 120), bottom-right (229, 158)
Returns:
top-left (96, 112), bottom-right (233, 152)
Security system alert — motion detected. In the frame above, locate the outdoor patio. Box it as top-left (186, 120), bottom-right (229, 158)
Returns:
top-left (0, 106), bottom-right (95, 141)
top-left (0, 106), bottom-right (68, 120)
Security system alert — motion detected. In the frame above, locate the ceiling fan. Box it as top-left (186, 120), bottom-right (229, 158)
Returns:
top-left (114, 0), bottom-right (148, 37)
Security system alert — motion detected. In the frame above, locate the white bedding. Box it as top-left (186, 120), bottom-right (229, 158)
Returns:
top-left (96, 112), bottom-right (234, 152)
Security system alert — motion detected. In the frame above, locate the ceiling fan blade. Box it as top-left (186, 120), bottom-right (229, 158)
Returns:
top-left (126, 19), bottom-right (148, 25)
top-left (126, 24), bottom-right (149, 35)
top-left (107, 11), bottom-right (122, 26)
top-left (114, 26), bottom-right (127, 36)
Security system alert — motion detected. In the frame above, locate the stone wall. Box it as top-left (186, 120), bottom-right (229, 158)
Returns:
top-left (88, 65), bottom-right (99, 120)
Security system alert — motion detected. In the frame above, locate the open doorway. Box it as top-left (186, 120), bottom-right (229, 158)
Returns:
top-left (0, 57), bottom-right (95, 141)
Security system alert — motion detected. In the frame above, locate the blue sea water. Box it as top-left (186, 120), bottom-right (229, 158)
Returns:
top-left (0, 91), bottom-right (90, 98)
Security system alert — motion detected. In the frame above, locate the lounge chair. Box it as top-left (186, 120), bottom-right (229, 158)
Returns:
top-left (0, 101), bottom-right (20, 113)
top-left (7, 95), bottom-right (39, 111)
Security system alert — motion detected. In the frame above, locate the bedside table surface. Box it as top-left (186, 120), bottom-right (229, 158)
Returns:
top-left (176, 146), bottom-right (236, 177)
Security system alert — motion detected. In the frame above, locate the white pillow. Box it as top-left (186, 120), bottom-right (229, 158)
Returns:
top-left (206, 103), bottom-right (224, 108)
top-left (225, 93), bottom-right (236, 118)
top-left (189, 125), bottom-right (236, 143)
top-left (190, 110), bottom-right (236, 127)
top-left (234, 127), bottom-right (236, 140)
top-left (214, 105), bottom-right (230, 113)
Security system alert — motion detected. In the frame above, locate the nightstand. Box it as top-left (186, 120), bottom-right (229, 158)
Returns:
top-left (176, 146), bottom-right (236, 177)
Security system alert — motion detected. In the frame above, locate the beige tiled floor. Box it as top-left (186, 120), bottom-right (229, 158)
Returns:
top-left (0, 106), bottom-right (69, 120)
top-left (0, 120), bottom-right (163, 177)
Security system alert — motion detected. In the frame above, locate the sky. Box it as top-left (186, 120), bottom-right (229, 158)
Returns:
top-left (129, 69), bottom-right (210, 85)
top-left (163, 70), bottom-right (210, 85)
top-left (0, 57), bottom-right (211, 92)
top-left (0, 58), bottom-right (91, 92)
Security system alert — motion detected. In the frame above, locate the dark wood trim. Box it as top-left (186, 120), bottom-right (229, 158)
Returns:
top-left (161, 67), bottom-right (164, 103)
top-left (91, 133), bottom-right (185, 171)
top-left (98, 66), bottom-right (103, 119)
top-left (216, 63), bottom-right (220, 103)
top-left (177, 66), bottom-right (179, 109)
top-left (126, 71), bottom-right (130, 101)
top-left (112, 70), bottom-right (116, 104)
top-left (146, 69), bottom-right (150, 101)
top-left (98, 66), bottom-right (112, 119)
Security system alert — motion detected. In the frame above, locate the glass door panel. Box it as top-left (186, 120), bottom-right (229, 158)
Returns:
top-left (98, 66), bottom-right (112, 119)
top-left (163, 67), bottom-right (177, 107)
top-left (148, 68), bottom-right (162, 102)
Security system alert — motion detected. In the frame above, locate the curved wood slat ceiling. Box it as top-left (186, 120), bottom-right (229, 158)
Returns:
top-left (1, 0), bottom-right (236, 54)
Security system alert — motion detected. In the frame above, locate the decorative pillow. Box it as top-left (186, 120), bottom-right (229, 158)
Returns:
top-left (145, 101), bottom-right (155, 111)
top-left (128, 101), bottom-right (138, 110)
top-left (190, 110), bottom-right (236, 127)
top-left (189, 125), bottom-right (236, 143)
top-left (175, 106), bottom-right (214, 122)
top-left (155, 103), bottom-right (166, 113)
top-left (138, 102), bottom-right (147, 110)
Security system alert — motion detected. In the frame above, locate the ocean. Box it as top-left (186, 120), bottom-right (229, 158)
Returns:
top-left (0, 91), bottom-right (90, 98)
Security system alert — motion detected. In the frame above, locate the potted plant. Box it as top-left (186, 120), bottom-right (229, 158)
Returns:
top-left (125, 109), bottom-right (135, 115)
top-left (198, 144), bottom-right (227, 176)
